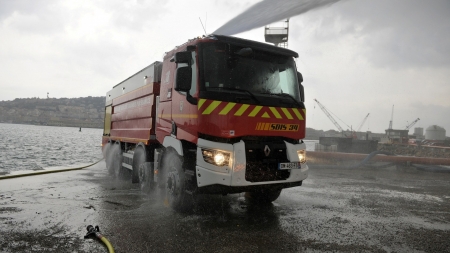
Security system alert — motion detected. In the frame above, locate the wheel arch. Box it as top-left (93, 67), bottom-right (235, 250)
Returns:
top-left (113, 139), bottom-right (122, 147)
top-left (135, 142), bottom-right (147, 154)
top-left (162, 136), bottom-right (183, 156)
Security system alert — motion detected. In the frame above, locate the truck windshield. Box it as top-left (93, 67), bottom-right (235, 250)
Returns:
top-left (200, 42), bottom-right (301, 103)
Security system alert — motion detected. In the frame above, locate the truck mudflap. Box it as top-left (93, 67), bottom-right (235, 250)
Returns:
top-left (195, 138), bottom-right (308, 189)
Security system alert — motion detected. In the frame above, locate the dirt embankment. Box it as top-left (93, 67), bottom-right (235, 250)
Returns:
top-left (378, 143), bottom-right (450, 159)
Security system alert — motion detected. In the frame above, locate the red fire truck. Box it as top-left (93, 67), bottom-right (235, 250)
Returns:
top-left (102, 34), bottom-right (308, 209)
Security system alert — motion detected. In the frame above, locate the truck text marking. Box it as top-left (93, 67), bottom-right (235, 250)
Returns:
top-left (255, 123), bottom-right (299, 131)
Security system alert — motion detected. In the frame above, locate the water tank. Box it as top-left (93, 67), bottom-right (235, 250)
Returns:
top-left (425, 125), bottom-right (446, 140)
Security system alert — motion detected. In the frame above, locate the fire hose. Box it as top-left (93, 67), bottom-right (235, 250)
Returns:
top-left (84, 225), bottom-right (115, 253)
top-left (0, 159), bottom-right (103, 180)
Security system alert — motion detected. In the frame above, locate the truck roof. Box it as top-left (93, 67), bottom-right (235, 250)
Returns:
top-left (163, 34), bottom-right (299, 60)
top-left (105, 61), bottom-right (162, 104)
top-left (209, 34), bottom-right (298, 58)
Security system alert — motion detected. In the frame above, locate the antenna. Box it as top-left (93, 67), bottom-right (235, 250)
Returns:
top-left (199, 16), bottom-right (207, 36)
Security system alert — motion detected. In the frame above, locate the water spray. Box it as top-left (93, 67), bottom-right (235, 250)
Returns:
top-left (213, 0), bottom-right (342, 36)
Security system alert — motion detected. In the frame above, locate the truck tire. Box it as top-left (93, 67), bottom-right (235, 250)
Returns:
top-left (162, 151), bottom-right (190, 210)
top-left (132, 148), bottom-right (146, 183)
top-left (139, 162), bottom-right (155, 194)
top-left (245, 189), bottom-right (282, 203)
top-left (111, 143), bottom-right (129, 180)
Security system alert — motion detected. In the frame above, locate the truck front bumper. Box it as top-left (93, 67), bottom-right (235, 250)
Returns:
top-left (195, 138), bottom-right (308, 191)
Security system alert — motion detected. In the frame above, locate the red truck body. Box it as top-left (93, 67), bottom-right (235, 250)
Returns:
top-left (102, 35), bottom-right (308, 209)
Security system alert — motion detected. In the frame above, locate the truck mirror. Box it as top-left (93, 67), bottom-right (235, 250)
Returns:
top-left (175, 66), bottom-right (192, 92)
top-left (174, 51), bottom-right (192, 64)
top-left (297, 71), bottom-right (304, 102)
top-left (297, 71), bottom-right (303, 83)
top-left (299, 84), bottom-right (305, 102)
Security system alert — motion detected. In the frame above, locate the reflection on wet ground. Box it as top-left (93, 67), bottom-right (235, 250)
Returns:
top-left (1, 161), bottom-right (449, 252)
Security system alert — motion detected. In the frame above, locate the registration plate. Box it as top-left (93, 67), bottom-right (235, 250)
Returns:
top-left (278, 162), bottom-right (301, 170)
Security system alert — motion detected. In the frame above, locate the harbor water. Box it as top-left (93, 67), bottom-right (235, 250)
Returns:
top-left (0, 123), bottom-right (103, 173)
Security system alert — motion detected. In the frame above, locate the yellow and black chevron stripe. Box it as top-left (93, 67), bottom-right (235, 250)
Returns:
top-left (197, 99), bottom-right (305, 120)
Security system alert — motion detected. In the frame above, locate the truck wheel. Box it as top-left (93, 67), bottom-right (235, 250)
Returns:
top-left (139, 162), bottom-right (155, 194)
top-left (111, 143), bottom-right (129, 180)
top-left (132, 148), bottom-right (146, 183)
top-left (163, 151), bottom-right (189, 210)
top-left (246, 189), bottom-right (282, 203)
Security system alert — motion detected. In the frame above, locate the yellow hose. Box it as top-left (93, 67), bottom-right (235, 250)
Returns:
top-left (0, 159), bottom-right (103, 180)
top-left (85, 225), bottom-right (115, 253)
top-left (100, 236), bottom-right (115, 253)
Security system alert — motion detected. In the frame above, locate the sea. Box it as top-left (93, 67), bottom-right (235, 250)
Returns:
top-left (0, 123), bottom-right (317, 174)
top-left (0, 123), bottom-right (103, 174)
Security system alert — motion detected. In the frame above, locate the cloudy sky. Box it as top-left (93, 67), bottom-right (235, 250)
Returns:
top-left (1, 0), bottom-right (449, 134)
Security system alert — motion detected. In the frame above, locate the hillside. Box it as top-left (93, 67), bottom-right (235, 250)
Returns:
top-left (0, 97), bottom-right (105, 128)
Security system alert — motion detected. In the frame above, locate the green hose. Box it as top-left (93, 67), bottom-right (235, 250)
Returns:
top-left (0, 159), bottom-right (103, 180)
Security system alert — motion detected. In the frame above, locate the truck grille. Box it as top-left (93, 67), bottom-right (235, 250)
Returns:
top-left (245, 142), bottom-right (290, 182)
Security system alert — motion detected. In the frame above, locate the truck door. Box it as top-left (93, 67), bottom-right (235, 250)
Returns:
top-left (172, 51), bottom-right (198, 142)
top-left (157, 57), bottom-right (176, 136)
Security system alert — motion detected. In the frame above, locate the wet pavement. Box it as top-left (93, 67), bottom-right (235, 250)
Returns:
top-left (1, 161), bottom-right (449, 252)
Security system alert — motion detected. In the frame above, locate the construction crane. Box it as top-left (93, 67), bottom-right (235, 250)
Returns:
top-left (357, 113), bottom-right (370, 132)
top-left (388, 105), bottom-right (394, 129)
top-left (405, 118), bottom-right (420, 130)
top-left (314, 99), bottom-right (346, 136)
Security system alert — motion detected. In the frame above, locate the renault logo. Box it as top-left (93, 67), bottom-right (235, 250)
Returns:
top-left (264, 145), bottom-right (271, 157)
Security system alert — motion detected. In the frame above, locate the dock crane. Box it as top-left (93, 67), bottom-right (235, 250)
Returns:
top-left (314, 99), bottom-right (347, 136)
top-left (388, 105), bottom-right (394, 129)
top-left (406, 118), bottom-right (420, 130)
top-left (357, 113), bottom-right (370, 132)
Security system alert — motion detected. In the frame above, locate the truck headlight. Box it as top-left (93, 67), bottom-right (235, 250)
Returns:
top-left (297, 149), bottom-right (306, 163)
top-left (201, 149), bottom-right (230, 166)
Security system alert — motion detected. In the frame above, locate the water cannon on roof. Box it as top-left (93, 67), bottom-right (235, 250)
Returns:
top-left (264, 19), bottom-right (289, 48)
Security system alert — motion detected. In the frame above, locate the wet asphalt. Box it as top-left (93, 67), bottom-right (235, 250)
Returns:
top-left (1, 161), bottom-right (449, 253)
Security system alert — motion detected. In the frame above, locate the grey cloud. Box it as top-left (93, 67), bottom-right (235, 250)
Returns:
top-left (408, 102), bottom-right (450, 133)
top-left (308, 0), bottom-right (450, 69)
top-left (100, 0), bottom-right (171, 32)
top-left (0, 0), bottom-right (65, 35)
top-left (61, 38), bottom-right (133, 78)
top-left (0, 0), bottom-right (43, 20)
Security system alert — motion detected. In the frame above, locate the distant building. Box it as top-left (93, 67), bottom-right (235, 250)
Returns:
top-left (414, 127), bottom-right (424, 140)
top-left (385, 129), bottom-right (409, 143)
